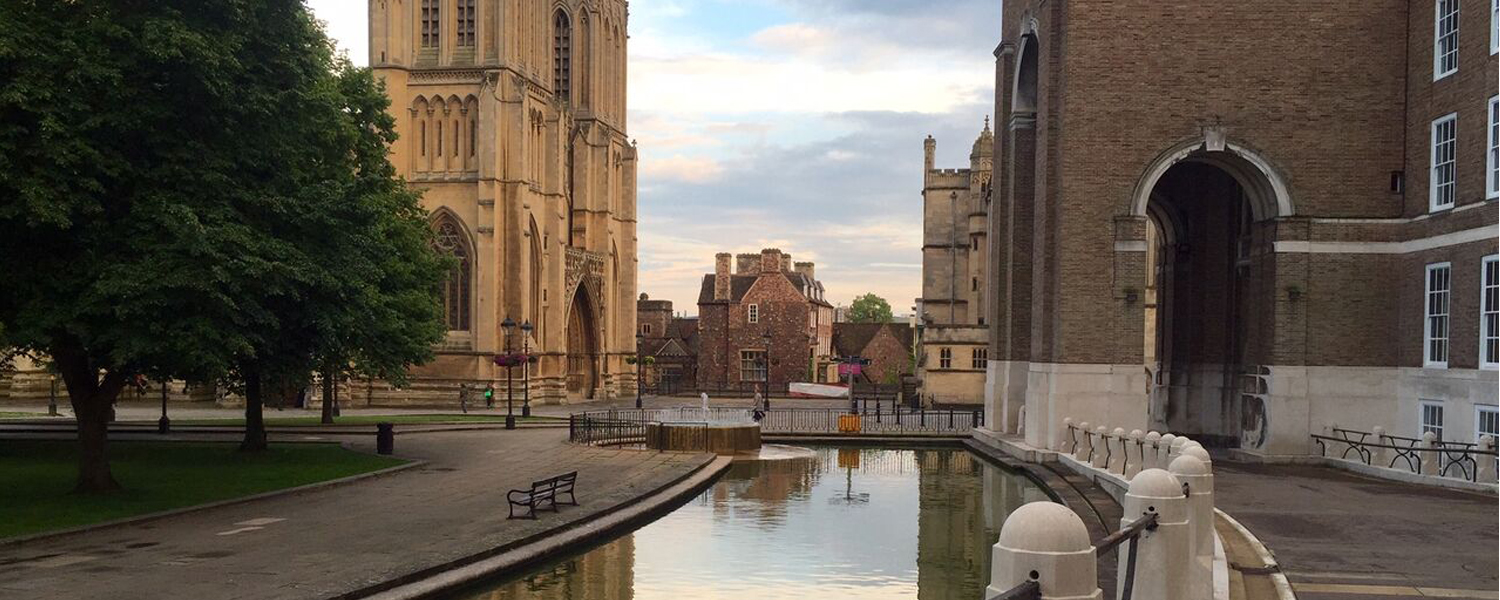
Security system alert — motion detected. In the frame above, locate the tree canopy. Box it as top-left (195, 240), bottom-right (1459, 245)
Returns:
top-left (847, 293), bottom-right (895, 324)
top-left (0, 0), bottom-right (446, 487)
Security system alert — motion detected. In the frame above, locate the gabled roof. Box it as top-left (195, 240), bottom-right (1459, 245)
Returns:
top-left (833, 322), bottom-right (915, 357)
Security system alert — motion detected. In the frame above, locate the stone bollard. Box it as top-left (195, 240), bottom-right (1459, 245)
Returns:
top-left (1170, 436), bottom-right (1190, 463)
top-left (1420, 431), bottom-right (1440, 475)
top-left (1370, 426), bottom-right (1389, 467)
top-left (1092, 426), bottom-right (1111, 468)
top-left (1127, 430), bottom-right (1145, 478)
top-left (1060, 417), bottom-right (1076, 453)
top-left (1109, 428), bottom-right (1128, 474)
top-left (1169, 455), bottom-right (1215, 600)
top-left (1119, 469), bottom-right (1191, 600)
top-left (1478, 436), bottom-right (1497, 483)
top-left (1144, 431), bottom-right (1162, 469)
top-left (1182, 445), bottom-right (1212, 470)
top-left (1158, 434), bottom-right (1178, 468)
top-left (987, 501), bottom-right (1104, 600)
top-left (1075, 422), bottom-right (1093, 461)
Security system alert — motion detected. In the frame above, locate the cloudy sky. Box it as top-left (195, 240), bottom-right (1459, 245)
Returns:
top-left (308, 0), bottom-right (998, 316)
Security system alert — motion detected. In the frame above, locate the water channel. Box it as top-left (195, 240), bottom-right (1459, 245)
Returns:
top-left (453, 446), bottom-right (1051, 600)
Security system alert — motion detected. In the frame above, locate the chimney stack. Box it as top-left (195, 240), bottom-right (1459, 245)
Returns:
top-left (780, 253), bottom-right (793, 273)
top-left (794, 261), bottom-right (815, 282)
top-left (759, 248), bottom-right (784, 274)
top-left (714, 253), bottom-right (731, 301)
top-left (924, 135), bottom-right (936, 173)
top-left (736, 253), bottom-right (760, 275)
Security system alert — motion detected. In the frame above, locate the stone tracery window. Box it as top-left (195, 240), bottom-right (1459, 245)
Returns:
top-left (433, 215), bottom-right (472, 331)
top-left (420, 0), bottom-right (440, 48)
top-left (553, 10), bottom-right (572, 102)
top-left (456, 0), bottom-right (476, 47)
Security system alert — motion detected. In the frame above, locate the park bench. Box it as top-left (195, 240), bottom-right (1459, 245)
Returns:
top-left (506, 471), bottom-right (579, 519)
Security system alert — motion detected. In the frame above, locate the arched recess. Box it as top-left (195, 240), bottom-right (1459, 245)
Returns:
top-left (552, 7), bottom-right (572, 103)
top-left (578, 13), bottom-right (591, 108)
top-left (1130, 135), bottom-right (1294, 222)
top-left (1012, 32), bottom-right (1039, 116)
top-left (565, 283), bottom-right (599, 400)
top-left (528, 216), bottom-right (543, 338)
top-left (411, 96), bottom-right (431, 172)
top-left (429, 208), bottom-right (474, 332)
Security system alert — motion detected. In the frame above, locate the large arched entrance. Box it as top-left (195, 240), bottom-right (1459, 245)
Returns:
top-left (566, 286), bottom-right (599, 400)
top-left (1138, 142), bottom-right (1287, 445)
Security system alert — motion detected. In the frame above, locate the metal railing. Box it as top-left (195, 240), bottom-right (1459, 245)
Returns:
top-left (760, 407), bottom-right (981, 435)
top-left (1311, 427), bottom-right (1497, 482)
top-left (1065, 423), bottom-right (1160, 477)
top-left (987, 580), bottom-right (1040, 600)
top-left (1097, 512), bottom-right (1160, 600)
top-left (569, 406), bottom-right (982, 446)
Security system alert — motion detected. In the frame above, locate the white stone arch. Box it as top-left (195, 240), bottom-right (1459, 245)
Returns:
top-left (1130, 133), bottom-right (1294, 222)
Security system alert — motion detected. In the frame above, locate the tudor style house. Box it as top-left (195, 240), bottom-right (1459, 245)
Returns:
top-left (984, 0), bottom-right (1499, 455)
top-left (369, 0), bottom-right (639, 403)
top-left (697, 249), bottom-right (835, 392)
top-left (635, 294), bottom-right (699, 393)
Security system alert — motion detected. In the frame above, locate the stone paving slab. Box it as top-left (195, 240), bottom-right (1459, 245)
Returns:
top-left (1214, 460), bottom-right (1497, 599)
top-left (0, 429), bottom-right (712, 600)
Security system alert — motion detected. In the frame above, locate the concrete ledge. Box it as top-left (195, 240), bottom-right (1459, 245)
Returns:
top-left (1055, 452), bottom-right (1130, 504)
top-left (1215, 509), bottom-right (1297, 600)
top-left (971, 427), bottom-right (1058, 463)
top-left (1229, 449), bottom-right (1498, 495)
top-left (0, 452), bottom-right (424, 548)
top-left (353, 454), bottom-right (733, 600)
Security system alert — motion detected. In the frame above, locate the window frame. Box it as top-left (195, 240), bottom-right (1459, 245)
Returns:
top-left (1425, 262), bottom-right (1452, 368)
top-left (938, 347), bottom-right (952, 369)
top-left (1431, 113), bottom-right (1458, 212)
top-left (420, 0), bottom-right (440, 49)
top-left (1434, 0), bottom-right (1460, 80)
top-left (1420, 400), bottom-right (1446, 440)
top-left (1488, 96), bottom-right (1499, 199)
top-left (739, 349), bottom-right (768, 382)
top-left (747, 303), bottom-right (759, 324)
top-left (1492, 0), bottom-right (1498, 55)
top-left (1476, 404), bottom-right (1500, 441)
top-left (642, 323), bottom-right (652, 336)
top-left (971, 347), bottom-right (988, 370)
top-left (1482, 255), bottom-right (1499, 369)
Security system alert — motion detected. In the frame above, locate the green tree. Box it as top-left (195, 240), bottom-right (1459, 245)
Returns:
top-left (0, 0), bottom-right (444, 486)
top-left (847, 293), bottom-right (894, 323)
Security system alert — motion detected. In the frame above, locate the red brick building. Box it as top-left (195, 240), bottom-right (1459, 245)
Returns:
top-left (697, 248), bottom-right (835, 392)
top-left (832, 322), bottom-right (915, 385)
top-left (986, 0), bottom-right (1499, 454)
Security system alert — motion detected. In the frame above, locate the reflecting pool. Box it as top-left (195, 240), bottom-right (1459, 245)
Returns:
top-left (454, 446), bottom-right (1051, 600)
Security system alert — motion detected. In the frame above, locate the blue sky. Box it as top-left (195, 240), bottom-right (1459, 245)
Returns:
top-left (308, 0), bottom-right (998, 315)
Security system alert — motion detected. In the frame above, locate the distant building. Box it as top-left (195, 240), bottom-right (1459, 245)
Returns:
top-left (917, 121), bottom-right (995, 406)
top-left (697, 248), bottom-right (835, 392)
top-left (831, 322), bottom-right (915, 385)
top-left (635, 294), bottom-right (699, 392)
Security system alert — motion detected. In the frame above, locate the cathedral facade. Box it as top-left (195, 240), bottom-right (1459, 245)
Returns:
top-left (369, 0), bottom-right (639, 404)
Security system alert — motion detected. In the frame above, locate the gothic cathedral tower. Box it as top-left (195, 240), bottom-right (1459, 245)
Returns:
top-left (369, 0), bottom-right (639, 403)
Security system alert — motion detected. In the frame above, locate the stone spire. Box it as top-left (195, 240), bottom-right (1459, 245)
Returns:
top-left (971, 116), bottom-right (994, 161)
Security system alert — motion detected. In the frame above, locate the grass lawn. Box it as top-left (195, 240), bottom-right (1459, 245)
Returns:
top-left (0, 440), bottom-right (405, 540)
top-left (164, 413), bottom-right (563, 427)
top-left (0, 412), bottom-right (53, 419)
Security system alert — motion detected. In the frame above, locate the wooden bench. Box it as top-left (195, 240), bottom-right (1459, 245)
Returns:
top-left (506, 471), bottom-right (579, 519)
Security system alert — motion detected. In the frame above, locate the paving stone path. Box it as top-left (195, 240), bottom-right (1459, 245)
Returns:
top-left (0, 428), bottom-right (712, 600)
top-left (1215, 461), bottom-right (1498, 600)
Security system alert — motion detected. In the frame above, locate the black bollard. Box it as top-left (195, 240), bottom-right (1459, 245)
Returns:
top-left (376, 422), bottom-right (395, 455)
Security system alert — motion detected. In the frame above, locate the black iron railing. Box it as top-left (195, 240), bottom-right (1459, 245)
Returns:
top-left (1097, 512), bottom-right (1160, 600)
top-left (987, 580), bottom-right (1040, 600)
top-left (1311, 427), bottom-right (1497, 482)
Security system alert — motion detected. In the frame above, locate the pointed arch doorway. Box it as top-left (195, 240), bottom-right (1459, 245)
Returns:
top-left (566, 285), bottom-right (599, 400)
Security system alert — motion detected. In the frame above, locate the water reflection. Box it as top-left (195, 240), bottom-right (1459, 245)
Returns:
top-left (457, 447), bottom-right (1049, 600)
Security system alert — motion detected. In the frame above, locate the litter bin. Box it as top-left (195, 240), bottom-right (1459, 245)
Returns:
top-left (376, 422), bottom-right (394, 455)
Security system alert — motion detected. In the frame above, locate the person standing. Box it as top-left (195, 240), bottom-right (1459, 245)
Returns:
top-left (459, 383), bottom-right (470, 414)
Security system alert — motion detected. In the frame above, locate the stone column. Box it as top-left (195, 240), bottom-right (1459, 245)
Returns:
top-left (1169, 455), bottom-right (1214, 600)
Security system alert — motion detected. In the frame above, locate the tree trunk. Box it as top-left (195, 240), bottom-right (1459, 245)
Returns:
top-left (241, 368), bottom-right (268, 452)
top-left (54, 349), bottom-right (125, 494)
top-left (320, 369), bottom-right (335, 425)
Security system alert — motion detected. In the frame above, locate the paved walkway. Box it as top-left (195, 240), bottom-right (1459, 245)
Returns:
top-left (1214, 460), bottom-right (1498, 600)
top-left (0, 428), bottom-right (713, 600)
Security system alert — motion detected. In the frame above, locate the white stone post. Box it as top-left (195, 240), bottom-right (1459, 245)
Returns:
top-left (1169, 455), bottom-right (1214, 600)
top-left (1370, 426), bottom-right (1389, 468)
top-left (1075, 422), bottom-right (1093, 461)
top-left (1182, 445), bottom-right (1212, 470)
top-left (987, 501), bottom-right (1103, 600)
top-left (1059, 417), bottom-right (1076, 453)
top-left (1109, 428), bottom-right (1128, 474)
top-left (1478, 436), bottom-right (1497, 483)
top-left (1420, 431), bottom-right (1440, 475)
top-left (1144, 431), bottom-right (1162, 469)
top-left (1092, 426), bottom-right (1110, 468)
top-left (1127, 430), bottom-right (1145, 478)
top-left (1158, 433), bottom-right (1177, 468)
top-left (1119, 469), bottom-right (1191, 600)
top-left (1170, 436), bottom-right (1189, 463)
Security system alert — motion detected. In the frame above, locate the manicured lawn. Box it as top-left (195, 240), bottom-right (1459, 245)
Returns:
top-left (165, 413), bottom-right (564, 427)
top-left (0, 440), bottom-right (405, 540)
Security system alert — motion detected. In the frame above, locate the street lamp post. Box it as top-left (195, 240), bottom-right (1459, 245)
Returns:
top-left (48, 374), bottom-right (58, 416)
top-left (158, 381), bottom-right (170, 434)
top-left (635, 331), bottom-right (644, 409)
top-left (520, 321), bottom-right (533, 418)
top-left (761, 329), bottom-right (773, 411)
top-left (502, 317), bottom-right (517, 430)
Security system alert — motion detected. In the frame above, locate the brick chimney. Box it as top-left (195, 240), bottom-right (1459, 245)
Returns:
top-left (714, 253), bottom-right (731, 301)
top-left (736, 253), bottom-right (760, 275)
top-left (794, 261), bottom-right (815, 282)
top-left (759, 248), bottom-right (784, 274)
top-left (779, 253), bottom-right (793, 273)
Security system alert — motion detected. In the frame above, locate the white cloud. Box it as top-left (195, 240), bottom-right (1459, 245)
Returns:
top-left (638, 154), bottom-right (727, 184)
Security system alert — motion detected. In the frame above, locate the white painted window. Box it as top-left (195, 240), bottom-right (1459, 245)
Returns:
top-left (1477, 405), bottom-right (1500, 440)
top-left (1425, 263), bottom-right (1452, 367)
top-left (740, 350), bottom-right (767, 382)
top-left (939, 347), bottom-right (952, 369)
top-left (1420, 400), bottom-right (1446, 439)
top-left (1492, 0), bottom-right (1499, 55)
top-left (1483, 255), bottom-right (1499, 368)
top-left (747, 304), bottom-right (758, 324)
top-left (1435, 0), bottom-right (1460, 79)
top-left (1431, 114), bottom-right (1458, 211)
top-left (971, 348), bottom-right (988, 369)
top-left (1488, 96), bottom-right (1499, 199)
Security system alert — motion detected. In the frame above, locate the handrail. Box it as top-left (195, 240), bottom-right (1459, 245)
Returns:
top-left (1311, 431), bottom-right (1497, 482)
top-left (987, 580), bottom-right (1040, 600)
top-left (1094, 512), bottom-right (1160, 557)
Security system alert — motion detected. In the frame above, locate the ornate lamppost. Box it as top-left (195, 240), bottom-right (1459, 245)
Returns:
top-left (520, 321), bottom-right (534, 417)
top-left (634, 331), bottom-right (645, 409)
top-left (158, 381), bottom-right (171, 434)
top-left (48, 374), bottom-right (58, 416)
top-left (500, 317), bottom-right (517, 430)
top-left (761, 329), bottom-right (773, 410)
